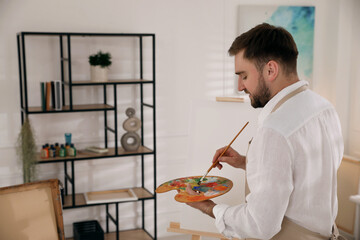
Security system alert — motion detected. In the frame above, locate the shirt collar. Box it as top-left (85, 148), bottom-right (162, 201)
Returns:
top-left (258, 80), bottom-right (309, 127)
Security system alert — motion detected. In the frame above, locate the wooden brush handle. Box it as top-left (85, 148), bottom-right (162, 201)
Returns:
top-left (207, 121), bottom-right (249, 173)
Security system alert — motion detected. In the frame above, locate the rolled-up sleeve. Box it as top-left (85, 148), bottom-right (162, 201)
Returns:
top-left (213, 204), bottom-right (235, 238)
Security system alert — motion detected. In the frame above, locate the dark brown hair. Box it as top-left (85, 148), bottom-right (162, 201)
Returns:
top-left (228, 23), bottom-right (298, 76)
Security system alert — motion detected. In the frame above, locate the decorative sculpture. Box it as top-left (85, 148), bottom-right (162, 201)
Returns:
top-left (120, 108), bottom-right (141, 151)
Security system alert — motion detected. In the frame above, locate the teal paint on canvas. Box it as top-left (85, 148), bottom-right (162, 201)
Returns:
top-left (267, 6), bottom-right (315, 81)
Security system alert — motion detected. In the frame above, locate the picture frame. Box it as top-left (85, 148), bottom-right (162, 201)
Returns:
top-left (84, 188), bottom-right (138, 204)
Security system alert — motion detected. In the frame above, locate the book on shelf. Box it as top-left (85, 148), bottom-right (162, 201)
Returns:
top-left (40, 82), bottom-right (46, 111)
top-left (45, 82), bottom-right (51, 111)
top-left (54, 80), bottom-right (62, 110)
top-left (51, 81), bottom-right (55, 109)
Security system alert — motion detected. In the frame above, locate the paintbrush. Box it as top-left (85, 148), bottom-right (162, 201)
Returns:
top-left (197, 121), bottom-right (249, 185)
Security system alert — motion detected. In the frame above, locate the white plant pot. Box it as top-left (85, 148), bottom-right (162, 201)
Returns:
top-left (90, 65), bottom-right (108, 82)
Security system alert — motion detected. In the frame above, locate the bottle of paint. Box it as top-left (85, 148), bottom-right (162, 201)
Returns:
top-left (69, 143), bottom-right (76, 157)
top-left (65, 143), bottom-right (71, 156)
top-left (54, 142), bottom-right (60, 156)
top-left (49, 145), bottom-right (56, 158)
top-left (59, 144), bottom-right (66, 157)
top-left (41, 145), bottom-right (49, 158)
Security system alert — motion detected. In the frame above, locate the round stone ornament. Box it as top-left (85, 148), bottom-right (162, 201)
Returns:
top-left (125, 108), bottom-right (136, 118)
top-left (121, 132), bottom-right (141, 151)
top-left (123, 117), bottom-right (141, 132)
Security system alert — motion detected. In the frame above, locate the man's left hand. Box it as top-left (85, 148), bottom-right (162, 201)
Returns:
top-left (184, 183), bottom-right (216, 218)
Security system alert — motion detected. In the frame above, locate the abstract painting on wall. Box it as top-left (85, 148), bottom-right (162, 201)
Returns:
top-left (237, 5), bottom-right (315, 85)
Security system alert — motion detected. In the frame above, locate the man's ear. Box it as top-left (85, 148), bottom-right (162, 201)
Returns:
top-left (264, 60), bottom-right (279, 82)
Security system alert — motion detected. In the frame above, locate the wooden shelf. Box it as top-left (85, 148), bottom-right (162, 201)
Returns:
top-left (66, 229), bottom-right (153, 240)
top-left (37, 146), bottom-right (154, 163)
top-left (117, 146), bottom-right (153, 155)
top-left (63, 187), bottom-right (154, 209)
top-left (26, 104), bottom-right (114, 113)
top-left (69, 79), bottom-right (154, 86)
top-left (216, 96), bottom-right (246, 102)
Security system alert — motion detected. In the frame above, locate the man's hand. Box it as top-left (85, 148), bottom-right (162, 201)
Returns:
top-left (212, 146), bottom-right (246, 170)
top-left (184, 183), bottom-right (216, 218)
top-left (186, 200), bottom-right (216, 218)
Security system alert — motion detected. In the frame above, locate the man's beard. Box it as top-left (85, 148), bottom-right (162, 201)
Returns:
top-left (247, 74), bottom-right (271, 108)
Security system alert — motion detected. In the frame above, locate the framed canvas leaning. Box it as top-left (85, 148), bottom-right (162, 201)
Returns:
top-left (0, 179), bottom-right (65, 240)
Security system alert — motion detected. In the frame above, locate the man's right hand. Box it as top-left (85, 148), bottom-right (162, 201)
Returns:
top-left (212, 146), bottom-right (246, 170)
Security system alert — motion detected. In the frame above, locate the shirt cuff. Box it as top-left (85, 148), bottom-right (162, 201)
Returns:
top-left (213, 203), bottom-right (233, 238)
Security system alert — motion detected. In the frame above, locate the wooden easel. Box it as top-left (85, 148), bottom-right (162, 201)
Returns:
top-left (167, 222), bottom-right (242, 240)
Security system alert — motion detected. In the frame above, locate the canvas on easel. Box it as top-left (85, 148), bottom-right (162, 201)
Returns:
top-left (0, 179), bottom-right (65, 240)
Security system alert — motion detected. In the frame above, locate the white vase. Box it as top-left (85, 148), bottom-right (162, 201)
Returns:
top-left (90, 65), bottom-right (108, 82)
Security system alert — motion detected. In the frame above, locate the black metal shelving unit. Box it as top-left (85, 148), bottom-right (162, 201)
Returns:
top-left (17, 32), bottom-right (157, 240)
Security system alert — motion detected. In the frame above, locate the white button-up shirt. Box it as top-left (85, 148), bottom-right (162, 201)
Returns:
top-left (213, 80), bottom-right (344, 239)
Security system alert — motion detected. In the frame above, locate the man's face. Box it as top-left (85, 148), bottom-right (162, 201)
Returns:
top-left (235, 51), bottom-right (271, 108)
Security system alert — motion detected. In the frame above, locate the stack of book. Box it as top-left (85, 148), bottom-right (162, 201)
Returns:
top-left (40, 80), bottom-right (62, 111)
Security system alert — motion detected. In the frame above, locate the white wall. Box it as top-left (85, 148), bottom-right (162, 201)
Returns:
top-left (346, 0), bottom-right (360, 157)
top-left (0, 0), bottom-right (358, 238)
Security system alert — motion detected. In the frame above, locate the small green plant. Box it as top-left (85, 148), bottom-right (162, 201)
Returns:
top-left (88, 51), bottom-right (112, 68)
top-left (16, 117), bottom-right (37, 183)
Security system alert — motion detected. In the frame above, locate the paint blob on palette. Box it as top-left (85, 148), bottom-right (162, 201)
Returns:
top-left (156, 176), bottom-right (233, 203)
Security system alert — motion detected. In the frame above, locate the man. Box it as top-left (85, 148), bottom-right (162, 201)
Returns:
top-left (186, 23), bottom-right (344, 239)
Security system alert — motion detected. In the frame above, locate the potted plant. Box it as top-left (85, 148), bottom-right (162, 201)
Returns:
top-left (16, 117), bottom-right (37, 183)
top-left (88, 51), bottom-right (112, 82)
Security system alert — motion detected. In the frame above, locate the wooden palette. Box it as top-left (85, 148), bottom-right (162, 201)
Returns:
top-left (156, 176), bottom-right (233, 203)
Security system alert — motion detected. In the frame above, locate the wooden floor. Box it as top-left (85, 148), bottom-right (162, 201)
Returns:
top-left (66, 229), bottom-right (153, 240)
